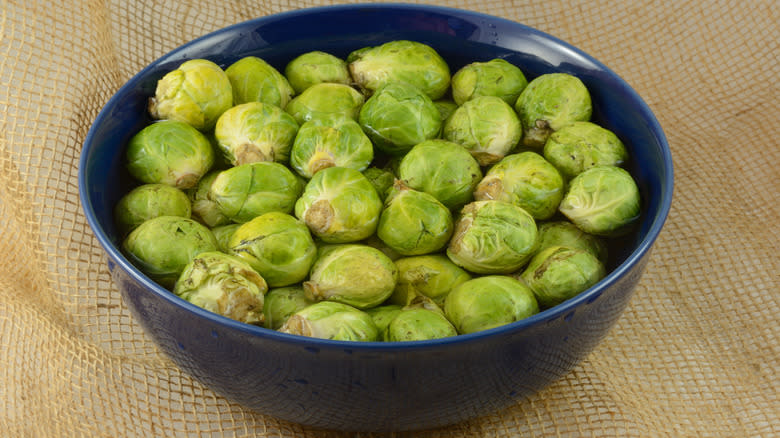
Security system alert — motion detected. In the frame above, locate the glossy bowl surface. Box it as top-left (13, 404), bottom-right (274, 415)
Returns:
top-left (79, 3), bottom-right (673, 432)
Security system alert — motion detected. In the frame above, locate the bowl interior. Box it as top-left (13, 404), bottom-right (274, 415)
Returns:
top-left (79, 4), bottom-right (673, 345)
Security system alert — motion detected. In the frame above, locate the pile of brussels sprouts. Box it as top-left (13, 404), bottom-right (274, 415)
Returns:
top-left (116, 40), bottom-right (641, 342)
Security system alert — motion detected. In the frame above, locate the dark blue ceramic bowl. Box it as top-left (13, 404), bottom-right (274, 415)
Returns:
top-left (79, 3), bottom-right (673, 432)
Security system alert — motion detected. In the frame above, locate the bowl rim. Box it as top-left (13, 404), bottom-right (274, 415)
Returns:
top-left (78, 2), bottom-right (674, 351)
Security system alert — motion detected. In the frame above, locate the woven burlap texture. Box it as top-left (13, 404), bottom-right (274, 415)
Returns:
top-left (1, 0), bottom-right (777, 436)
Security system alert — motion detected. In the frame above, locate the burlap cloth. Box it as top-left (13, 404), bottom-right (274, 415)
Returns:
top-left (1, 0), bottom-right (777, 436)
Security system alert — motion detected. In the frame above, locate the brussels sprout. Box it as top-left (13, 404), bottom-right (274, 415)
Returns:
top-left (444, 275), bottom-right (539, 334)
top-left (390, 255), bottom-right (472, 307)
top-left (224, 56), bottom-right (295, 108)
top-left (446, 200), bottom-right (538, 274)
top-left (362, 166), bottom-right (395, 201)
top-left (279, 301), bottom-right (379, 341)
top-left (518, 246), bottom-right (605, 308)
top-left (543, 121), bottom-right (628, 180)
top-left (187, 170), bottom-right (231, 227)
top-left (263, 286), bottom-right (314, 330)
top-left (558, 166), bottom-right (640, 236)
top-left (148, 59), bottom-right (232, 131)
top-left (348, 40), bottom-right (451, 100)
top-left (214, 102), bottom-right (299, 165)
top-left (284, 51), bottom-right (351, 94)
top-left (397, 139), bottom-right (482, 210)
top-left (442, 95), bottom-right (521, 166)
top-left (286, 83), bottom-right (365, 124)
top-left (377, 181), bottom-right (454, 256)
top-left (289, 114), bottom-right (374, 179)
top-left (115, 183), bottom-right (191, 236)
top-left (384, 307), bottom-right (457, 342)
top-left (451, 58), bottom-right (528, 106)
top-left (209, 162), bottom-right (304, 223)
top-left (358, 82), bottom-right (442, 155)
top-left (229, 212), bottom-right (317, 287)
top-left (173, 251), bottom-right (268, 325)
top-left (303, 244), bottom-right (397, 309)
top-left (536, 221), bottom-right (608, 264)
top-left (211, 223), bottom-right (241, 253)
top-left (515, 73), bottom-right (592, 148)
top-left (473, 151), bottom-right (564, 220)
top-left (125, 120), bottom-right (215, 189)
top-left (294, 167), bottom-right (382, 243)
top-left (122, 216), bottom-right (218, 289)
top-left (433, 99), bottom-right (458, 124)
top-left (366, 304), bottom-right (404, 333)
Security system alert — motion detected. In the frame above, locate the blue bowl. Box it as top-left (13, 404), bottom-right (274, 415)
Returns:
top-left (79, 3), bottom-right (673, 432)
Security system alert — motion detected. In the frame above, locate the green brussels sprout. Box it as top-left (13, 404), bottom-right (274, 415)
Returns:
top-left (397, 139), bottom-right (483, 210)
top-left (289, 114), bottom-right (374, 179)
top-left (377, 181), bottom-right (454, 256)
top-left (473, 151), bottom-right (564, 220)
top-left (365, 304), bottom-right (404, 333)
top-left (390, 255), bottom-right (472, 307)
top-left (187, 170), bottom-right (231, 227)
top-left (303, 244), bottom-right (398, 309)
top-left (358, 82), bottom-right (442, 155)
top-left (122, 216), bottom-right (218, 289)
top-left (115, 183), bottom-right (191, 236)
top-left (446, 200), bottom-right (538, 274)
top-left (279, 301), bottom-right (379, 342)
top-left (125, 120), bottom-right (215, 189)
top-left (444, 275), bottom-right (539, 334)
top-left (536, 221), bottom-right (608, 264)
top-left (148, 59), bottom-right (233, 131)
top-left (442, 95), bottom-right (522, 166)
top-left (214, 102), bottom-right (299, 166)
top-left (173, 251), bottom-right (268, 325)
top-left (229, 212), bottom-right (317, 287)
top-left (451, 58), bottom-right (528, 106)
top-left (518, 245), bottom-right (605, 308)
top-left (285, 83), bottom-right (365, 124)
top-left (558, 166), bottom-right (640, 236)
top-left (543, 121), bottom-right (628, 180)
top-left (514, 73), bottom-right (592, 148)
top-left (209, 162), bottom-right (304, 223)
top-left (211, 223), bottom-right (241, 253)
top-left (294, 167), bottom-right (383, 243)
top-left (263, 286), bottom-right (315, 330)
top-left (224, 56), bottom-right (295, 108)
top-left (433, 99), bottom-right (458, 124)
top-left (284, 51), bottom-right (351, 94)
top-left (384, 307), bottom-right (458, 342)
top-left (348, 40), bottom-right (451, 100)
top-left (362, 166), bottom-right (396, 201)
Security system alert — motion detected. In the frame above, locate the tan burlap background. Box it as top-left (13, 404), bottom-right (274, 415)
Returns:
top-left (1, 0), bottom-right (778, 436)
